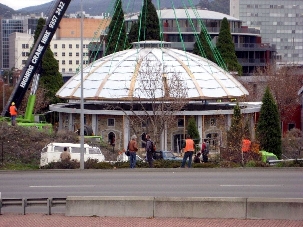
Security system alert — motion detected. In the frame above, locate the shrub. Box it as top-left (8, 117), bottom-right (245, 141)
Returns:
top-left (41, 159), bottom-right (80, 169)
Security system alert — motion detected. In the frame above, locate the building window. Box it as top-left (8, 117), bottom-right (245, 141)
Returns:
top-left (108, 118), bottom-right (115, 127)
top-left (62, 44), bottom-right (65, 48)
top-left (210, 118), bottom-right (216, 126)
top-left (62, 68), bottom-right (65, 72)
top-left (22, 44), bottom-right (29, 49)
top-left (54, 52), bottom-right (57, 56)
top-left (76, 52), bottom-right (79, 57)
top-left (62, 60), bottom-right (65, 65)
top-left (178, 119), bottom-right (184, 127)
top-left (76, 60), bottom-right (79, 64)
top-left (288, 123), bottom-right (295, 131)
top-left (76, 44), bottom-right (79, 48)
top-left (69, 44), bottom-right (72, 48)
top-left (69, 60), bottom-right (72, 65)
top-left (54, 44), bottom-right (57, 49)
top-left (69, 52), bottom-right (72, 57)
top-left (62, 52), bottom-right (65, 57)
top-left (69, 68), bottom-right (72, 72)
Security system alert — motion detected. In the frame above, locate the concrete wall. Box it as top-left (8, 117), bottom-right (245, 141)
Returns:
top-left (66, 196), bottom-right (303, 220)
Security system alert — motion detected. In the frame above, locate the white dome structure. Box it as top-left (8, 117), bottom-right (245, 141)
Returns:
top-left (56, 41), bottom-right (248, 101)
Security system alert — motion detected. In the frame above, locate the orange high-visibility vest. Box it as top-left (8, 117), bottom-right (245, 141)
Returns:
top-left (9, 105), bottom-right (17, 116)
top-left (184, 139), bottom-right (195, 152)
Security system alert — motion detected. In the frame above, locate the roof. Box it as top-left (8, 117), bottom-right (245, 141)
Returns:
top-left (125, 8), bottom-right (240, 21)
top-left (56, 42), bottom-right (248, 101)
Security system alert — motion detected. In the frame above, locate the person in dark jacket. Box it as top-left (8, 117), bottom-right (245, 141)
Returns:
top-left (145, 134), bottom-right (154, 168)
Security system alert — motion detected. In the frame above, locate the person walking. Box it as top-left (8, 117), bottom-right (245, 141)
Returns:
top-left (145, 134), bottom-right (154, 168)
top-left (60, 147), bottom-right (71, 161)
top-left (129, 134), bottom-right (138, 168)
top-left (9, 102), bottom-right (17, 126)
top-left (181, 134), bottom-right (195, 168)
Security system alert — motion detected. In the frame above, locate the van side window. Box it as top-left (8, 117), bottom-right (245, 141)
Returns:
top-left (72, 147), bottom-right (81, 153)
top-left (89, 148), bottom-right (101, 154)
top-left (54, 146), bottom-right (62, 153)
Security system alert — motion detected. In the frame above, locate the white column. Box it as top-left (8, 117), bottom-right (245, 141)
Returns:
top-left (197, 115), bottom-right (203, 145)
top-left (123, 116), bottom-right (130, 148)
top-left (92, 114), bottom-right (97, 135)
top-left (68, 113), bottom-right (73, 132)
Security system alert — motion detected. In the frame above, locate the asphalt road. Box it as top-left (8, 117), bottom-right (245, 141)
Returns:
top-left (1, 168), bottom-right (302, 199)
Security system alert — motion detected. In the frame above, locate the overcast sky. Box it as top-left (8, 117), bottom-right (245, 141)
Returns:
top-left (1, 0), bottom-right (53, 10)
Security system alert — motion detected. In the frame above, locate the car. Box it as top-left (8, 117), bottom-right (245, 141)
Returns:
top-left (153, 150), bottom-right (183, 161)
top-left (40, 142), bottom-right (105, 167)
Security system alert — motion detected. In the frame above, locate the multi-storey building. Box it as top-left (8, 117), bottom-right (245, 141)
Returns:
top-left (9, 17), bottom-right (110, 80)
top-left (124, 8), bottom-right (276, 76)
top-left (0, 15), bottom-right (41, 70)
top-left (1, 17), bottom-right (24, 70)
top-left (230, 0), bottom-right (303, 66)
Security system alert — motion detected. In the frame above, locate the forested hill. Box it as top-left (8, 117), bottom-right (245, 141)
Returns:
top-left (8, 0), bottom-right (229, 17)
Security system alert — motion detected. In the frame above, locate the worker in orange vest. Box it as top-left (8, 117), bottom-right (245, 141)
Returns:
top-left (242, 138), bottom-right (251, 153)
top-left (9, 102), bottom-right (17, 126)
top-left (181, 134), bottom-right (195, 168)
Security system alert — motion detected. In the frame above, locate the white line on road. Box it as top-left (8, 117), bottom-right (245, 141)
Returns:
top-left (29, 185), bottom-right (95, 188)
top-left (220, 185), bottom-right (282, 187)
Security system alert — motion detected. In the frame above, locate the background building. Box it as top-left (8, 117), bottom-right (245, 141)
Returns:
top-left (125, 8), bottom-right (276, 76)
top-left (230, 0), bottom-right (303, 66)
top-left (8, 17), bottom-right (110, 80)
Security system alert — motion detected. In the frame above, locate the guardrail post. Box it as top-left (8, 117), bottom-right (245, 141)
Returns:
top-left (22, 198), bottom-right (26, 215)
top-left (47, 198), bottom-right (52, 215)
top-left (0, 199), bottom-right (2, 215)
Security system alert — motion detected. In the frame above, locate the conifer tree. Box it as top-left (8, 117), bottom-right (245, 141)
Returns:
top-left (256, 86), bottom-right (282, 158)
top-left (138, 0), bottom-right (160, 41)
top-left (227, 103), bottom-right (242, 152)
top-left (105, 0), bottom-right (129, 56)
top-left (34, 18), bottom-right (64, 109)
top-left (128, 21), bottom-right (139, 43)
top-left (187, 116), bottom-right (200, 151)
top-left (193, 28), bottom-right (215, 62)
top-left (216, 17), bottom-right (242, 75)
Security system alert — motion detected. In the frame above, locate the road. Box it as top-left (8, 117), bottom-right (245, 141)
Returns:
top-left (1, 168), bottom-right (302, 199)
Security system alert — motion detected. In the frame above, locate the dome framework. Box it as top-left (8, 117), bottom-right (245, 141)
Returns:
top-left (56, 41), bottom-right (248, 101)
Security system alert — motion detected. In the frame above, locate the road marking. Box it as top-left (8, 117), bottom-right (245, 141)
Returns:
top-left (29, 185), bottom-right (95, 188)
top-left (220, 185), bottom-right (281, 187)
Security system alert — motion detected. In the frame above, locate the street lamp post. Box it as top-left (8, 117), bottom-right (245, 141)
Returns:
top-left (2, 83), bottom-right (8, 113)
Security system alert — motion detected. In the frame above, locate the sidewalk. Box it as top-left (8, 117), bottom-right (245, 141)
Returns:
top-left (1, 213), bottom-right (303, 227)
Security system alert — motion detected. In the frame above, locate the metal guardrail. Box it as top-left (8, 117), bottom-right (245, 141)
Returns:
top-left (0, 197), bottom-right (66, 215)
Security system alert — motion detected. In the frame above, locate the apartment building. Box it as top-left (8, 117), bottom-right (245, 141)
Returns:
top-left (230, 0), bottom-right (303, 66)
top-left (124, 8), bottom-right (276, 76)
top-left (8, 17), bottom-right (110, 79)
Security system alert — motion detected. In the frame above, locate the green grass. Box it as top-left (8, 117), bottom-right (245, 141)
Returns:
top-left (0, 162), bottom-right (39, 170)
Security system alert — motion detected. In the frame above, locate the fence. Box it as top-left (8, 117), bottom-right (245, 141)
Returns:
top-left (0, 197), bottom-right (66, 215)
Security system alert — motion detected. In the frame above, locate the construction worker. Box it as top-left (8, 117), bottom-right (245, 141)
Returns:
top-left (9, 102), bottom-right (17, 126)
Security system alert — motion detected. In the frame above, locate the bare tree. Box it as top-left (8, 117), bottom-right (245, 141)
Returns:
top-left (113, 59), bottom-right (188, 147)
top-left (239, 65), bottom-right (303, 123)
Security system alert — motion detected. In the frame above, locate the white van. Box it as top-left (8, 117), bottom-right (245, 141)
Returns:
top-left (40, 142), bottom-right (105, 167)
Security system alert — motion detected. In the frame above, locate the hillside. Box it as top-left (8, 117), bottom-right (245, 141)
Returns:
top-left (0, 4), bottom-right (15, 18)
top-left (14, 0), bottom-right (229, 16)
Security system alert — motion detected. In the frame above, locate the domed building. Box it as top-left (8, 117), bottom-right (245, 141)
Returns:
top-left (50, 41), bottom-right (261, 153)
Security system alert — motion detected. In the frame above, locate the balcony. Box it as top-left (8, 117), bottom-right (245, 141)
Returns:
top-left (161, 26), bottom-right (260, 34)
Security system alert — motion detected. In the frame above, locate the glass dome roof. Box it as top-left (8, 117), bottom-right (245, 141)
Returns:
top-left (56, 41), bottom-right (248, 101)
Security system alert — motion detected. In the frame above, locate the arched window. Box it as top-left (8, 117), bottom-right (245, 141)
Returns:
top-left (108, 132), bottom-right (115, 146)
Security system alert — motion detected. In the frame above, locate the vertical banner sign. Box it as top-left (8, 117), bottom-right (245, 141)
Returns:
top-left (2, 0), bottom-right (71, 117)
